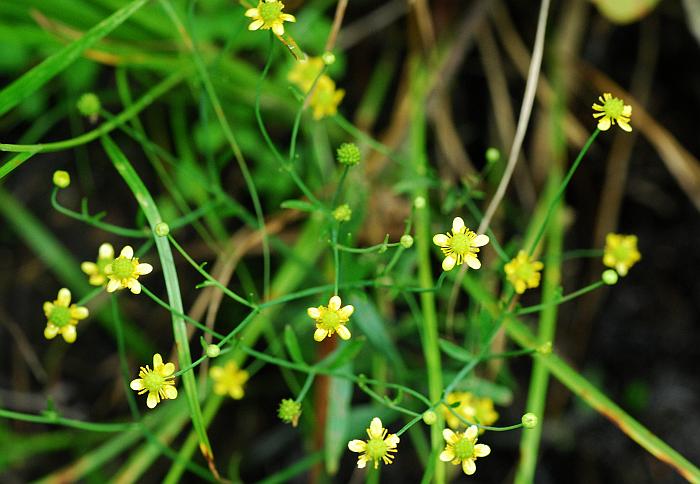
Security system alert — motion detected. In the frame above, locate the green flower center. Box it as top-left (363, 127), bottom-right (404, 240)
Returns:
top-left (49, 306), bottom-right (71, 327)
top-left (603, 98), bottom-right (624, 118)
top-left (112, 257), bottom-right (134, 279)
top-left (449, 233), bottom-right (474, 255)
top-left (260, 2), bottom-right (283, 23)
top-left (366, 438), bottom-right (388, 460)
top-left (320, 310), bottom-right (340, 330)
top-left (515, 262), bottom-right (536, 280)
top-left (453, 437), bottom-right (475, 461)
top-left (143, 370), bottom-right (165, 392)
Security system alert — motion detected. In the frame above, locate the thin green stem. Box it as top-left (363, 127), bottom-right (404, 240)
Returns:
top-left (515, 280), bottom-right (605, 316)
top-left (0, 408), bottom-right (136, 433)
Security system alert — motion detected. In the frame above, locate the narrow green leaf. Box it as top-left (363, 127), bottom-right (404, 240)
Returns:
top-left (0, 151), bottom-right (36, 180)
top-left (324, 364), bottom-right (353, 475)
top-left (280, 199), bottom-right (317, 212)
top-left (283, 325), bottom-right (305, 364)
top-left (438, 338), bottom-right (475, 363)
top-left (0, 0), bottom-right (149, 117)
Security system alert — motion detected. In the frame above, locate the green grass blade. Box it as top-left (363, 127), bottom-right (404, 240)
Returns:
top-left (100, 135), bottom-right (215, 472)
top-left (0, 0), bottom-right (149, 117)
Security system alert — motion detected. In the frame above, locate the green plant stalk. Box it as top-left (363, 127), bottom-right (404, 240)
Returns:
top-left (515, 174), bottom-right (564, 484)
top-left (0, 0), bottom-right (149, 117)
top-left (460, 275), bottom-right (700, 483)
top-left (0, 409), bottom-right (134, 433)
top-left (0, 70), bottom-right (184, 154)
top-left (409, 58), bottom-right (444, 484)
top-left (101, 136), bottom-right (214, 467)
top-left (0, 152), bottom-right (36, 180)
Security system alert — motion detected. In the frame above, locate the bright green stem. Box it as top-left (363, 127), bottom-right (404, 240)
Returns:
top-left (0, 408), bottom-right (135, 433)
top-left (101, 135), bottom-right (214, 466)
top-left (527, 129), bottom-right (599, 254)
top-left (410, 59), bottom-right (444, 484)
top-left (515, 173), bottom-right (564, 484)
top-left (0, 71), bottom-right (184, 154)
top-left (461, 275), bottom-right (700, 483)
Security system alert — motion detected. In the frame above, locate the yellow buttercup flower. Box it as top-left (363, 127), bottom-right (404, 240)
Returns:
top-left (348, 417), bottom-right (400, 469)
top-left (307, 295), bottom-right (354, 342)
top-left (603, 233), bottom-right (641, 276)
top-left (288, 57), bottom-right (325, 93)
top-left (440, 426), bottom-right (491, 476)
top-left (245, 0), bottom-right (296, 36)
top-left (504, 250), bottom-right (544, 294)
top-left (43, 288), bottom-right (88, 343)
top-left (309, 75), bottom-right (345, 120)
top-left (81, 242), bottom-right (115, 286)
top-left (433, 217), bottom-right (489, 271)
top-left (210, 361), bottom-right (249, 399)
top-left (130, 353), bottom-right (178, 408)
top-left (592, 92), bottom-right (632, 132)
top-left (443, 392), bottom-right (499, 432)
top-left (104, 245), bottom-right (153, 294)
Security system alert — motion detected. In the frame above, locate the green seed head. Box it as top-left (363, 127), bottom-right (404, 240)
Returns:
top-left (336, 142), bottom-right (361, 166)
top-left (143, 370), bottom-right (165, 392)
top-left (400, 234), bottom-right (414, 249)
top-left (602, 269), bottom-right (619, 285)
top-left (366, 438), bottom-right (388, 460)
top-left (485, 147), bottom-right (500, 164)
top-left (278, 398), bottom-right (302, 426)
top-left (332, 204), bottom-right (352, 222)
top-left (452, 436), bottom-right (475, 461)
top-left (260, 1), bottom-right (283, 23)
top-left (77, 93), bottom-right (101, 117)
top-left (449, 233), bottom-right (472, 254)
top-left (603, 97), bottom-right (624, 118)
top-left (49, 306), bottom-right (72, 327)
top-left (111, 257), bottom-right (134, 280)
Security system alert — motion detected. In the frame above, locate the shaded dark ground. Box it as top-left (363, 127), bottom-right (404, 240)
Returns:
top-left (1, 0), bottom-right (699, 483)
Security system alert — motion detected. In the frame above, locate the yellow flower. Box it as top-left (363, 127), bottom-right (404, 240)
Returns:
top-left (348, 417), bottom-right (400, 469)
top-left (307, 295), bottom-right (354, 342)
top-left (288, 57), bottom-right (325, 93)
top-left (104, 245), bottom-right (153, 294)
top-left (130, 353), bottom-right (178, 408)
top-left (210, 361), bottom-right (249, 399)
top-left (245, 0), bottom-right (296, 36)
top-left (309, 75), bottom-right (345, 120)
top-left (592, 92), bottom-right (632, 132)
top-left (443, 392), bottom-right (499, 433)
top-left (504, 250), bottom-right (544, 294)
top-left (81, 243), bottom-right (115, 286)
top-left (603, 233), bottom-right (641, 276)
top-left (432, 217), bottom-right (489, 271)
top-left (43, 288), bottom-right (88, 343)
top-left (439, 426), bottom-right (491, 476)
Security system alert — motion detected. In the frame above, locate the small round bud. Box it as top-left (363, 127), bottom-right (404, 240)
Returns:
top-left (602, 269), bottom-right (618, 285)
top-left (522, 412), bottom-right (538, 429)
top-left (336, 142), bottom-right (361, 166)
top-left (278, 398), bottom-right (302, 427)
top-left (332, 204), bottom-right (352, 222)
top-left (206, 344), bottom-right (221, 358)
top-left (485, 147), bottom-right (500, 164)
top-left (422, 410), bottom-right (437, 425)
top-left (400, 234), bottom-right (414, 249)
top-left (77, 93), bottom-right (101, 118)
top-left (52, 170), bottom-right (70, 189)
top-left (414, 196), bottom-right (426, 209)
top-left (154, 222), bottom-right (170, 237)
top-left (537, 341), bottom-right (552, 355)
top-left (322, 51), bottom-right (336, 65)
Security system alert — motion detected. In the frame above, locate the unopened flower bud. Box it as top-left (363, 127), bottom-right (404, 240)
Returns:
top-left (336, 143), bottom-right (361, 166)
top-left (53, 170), bottom-right (70, 189)
top-left (422, 410), bottom-right (437, 425)
top-left (206, 344), bottom-right (221, 358)
top-left (154, 222), bottom-right (170, 237)
top-left (602, 269), bottom-right (618, 285)
top-left (400, 234), bottom-right (414, 249)
top-left (278, 398), bottom-right (302, 427)
top-left (522, 412), bottom-right (538, 429)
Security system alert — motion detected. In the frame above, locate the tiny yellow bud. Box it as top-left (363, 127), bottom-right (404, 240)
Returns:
top-left (53, 170), bottom-right (70, 189)
top-left (206, 344), bottom-right (221, 358)
top-left (154, 222), bottom-right (170, 237)
top-left (332, 204), bottom-right (352, 222)
top-left (602, 269), bottom-right (619, 285)
top-left (322, 51), bottom-right (336, 65)
top-left (422, 410), bottom-right (437, 425)
top-left (522, 413), bottom-right (538, 429)
top-left (400, 234), bottom-right (414, 249)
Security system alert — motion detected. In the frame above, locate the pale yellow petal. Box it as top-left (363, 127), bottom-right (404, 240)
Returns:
top-left (136, 263), bottom-right (153, 275)
top-left (466, 256), bottom-right (481, 270)
top-left (61, 325), bottom-right (77, 343)
top-left (369, 417), bottom-right (383, 439)
top-left (249, 19), bottom-right (264, 31)
top-left (106, 279), bottom-right (121, 293)
top-left (128, 279), bottom-right (142, 294)
top-left (618, 120), bottom-right (632, 132)
top-left (314, 328), bottom-right (328, 341)
top-left (147, 392), bottom-right (159, 408)
top-left (70, 306), bottom-right (89, 319)
top-left (439, 449), bottom-right (455, 462)
top-left (272, 22), bottom-right (285, 36)
top-left (386, 434), bottom-right (400, 447)
top-left (130, 379), bottom-right (145, 390)
top-left (348, 440), bottom-right (367, 452)
top-left (43, 302), bottom-right (54, 317)
top-left (163, 385), bottom-right (178, 400)
top-left (337, 325), bottom-right (351, 340)
top-left (462, 458), bottom-right (476, 475)
top-left (307, 307), bottom-right (321, 319)
top-left (338, 305), bottom-right (354, 318)
top-left (433, 233), bottom-right (448, 246)
top-left (474, 443), bottom-right (491, 457)
top-left (81, 261), bottom-right (98, 275)
top-left (281, 14), bottom-right (296, 22)
top-left (473, 234), bottom-right (489, 247)
top-left (465, 425), bottom-right (478, 441)
top-left (153, 353), bottom-right (164, 367)
top-left (597, 116), bottom-right (611, 131)
top-left (622, 105), bottom-right (632, 116)
top-left (442, 256), bottom-right (456, 271)
top-left (120, 246), bottom-right (134, 259)
top-left (442, 428), bottom-right (455, 442)
top-left (99, 243), bottom-right (114, 259)
top-left (57, 288), bottom-right (71, 307)
top-left (244, 8), bottom-right (259, 18)
top-left (44, 324), bottom-right (59, 339)
top-left (356, 456), bottom-right (368, 468)
top-left (328, 296), bottom-right (342, 310)
top-left (452, 216), bottom-right (465, 233)
top-left (161, 362), bottom-right (175, 376)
